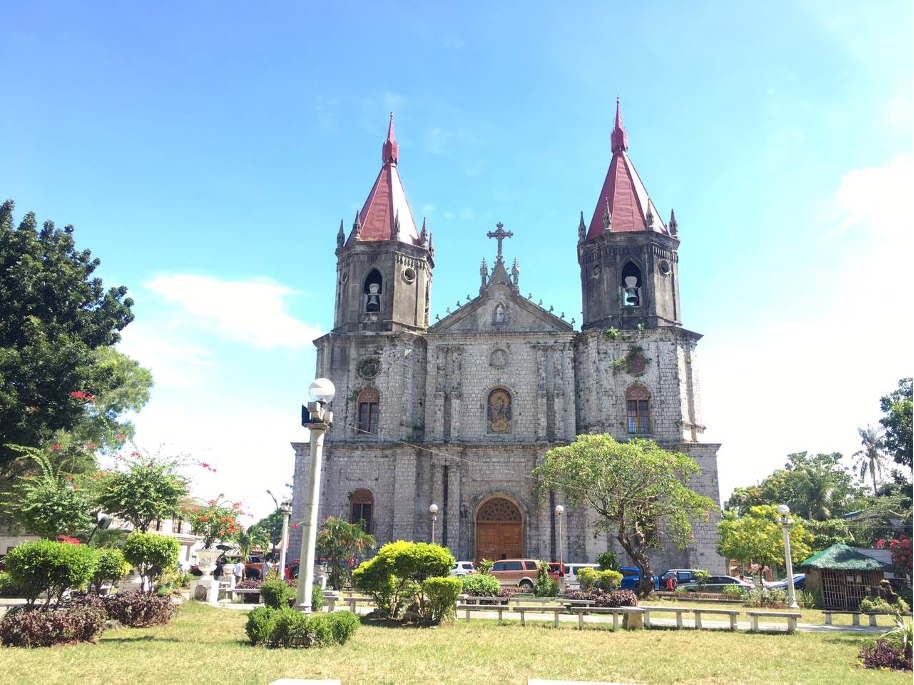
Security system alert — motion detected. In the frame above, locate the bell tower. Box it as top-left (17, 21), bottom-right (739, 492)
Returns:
top-left (333, 113), bottom-right (434, 334)
top-left (578, 99), bottom-right (681, 331)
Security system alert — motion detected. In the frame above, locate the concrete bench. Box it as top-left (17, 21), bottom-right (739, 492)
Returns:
top-left (458, 594), bottom-right (510, 606)
top-left (510, 596), bottom-right (557, 605)
top-left (692, 607), bottom-right (741, 630)
top-left (220, 587), bottom-right (261, 601)
top-left (823, 610), bottom-right (886, 627)
top-left (640, 605), bottom-right (693, 629)
top-left (456, 603), bottom-right (508, 625)
top-left (746, 610), bottom-right (802, 633)
top-left (344, 596), bottom-right (374, 613)
top-left (512, 604), bottom-right (566, 628)
top-left (569, 606), bottom-right (644, 631)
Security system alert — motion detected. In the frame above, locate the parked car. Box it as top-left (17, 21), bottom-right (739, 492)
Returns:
top-left (564, 562), bottom-right (599, 590)
top-left (680, 575), bottom-right (755, 593)
top-left (490, 559), bottom-right (543, 589)
top-left (659, 568), bottom-right (704, 588)
top-left (763, 574), bottom-right (805, 591)
top-left (619, 566), bottom-right (660, 591)
top-left (547, 562), bottom-right (566, 581)
top-left (450, 561), bottom-right (476, 576)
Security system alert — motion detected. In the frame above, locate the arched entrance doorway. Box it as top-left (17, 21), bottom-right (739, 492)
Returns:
top-left (475, 497), bottom-right (522, 561)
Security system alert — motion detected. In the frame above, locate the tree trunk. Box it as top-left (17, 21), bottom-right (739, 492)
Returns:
top-left (615, 532), bottom-right (653, 598)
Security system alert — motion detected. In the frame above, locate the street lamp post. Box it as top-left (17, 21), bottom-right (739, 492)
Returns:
top-left (278, 503), bottom-right (292, 579)
top-left (429, 504), bottom-right (439, 544)
top-left (295, 378), bottom-right (335, 613)
top-left (777, 504), bottom-right (800, 609)
top-left (555, 504), bottom-right (565, 593)
top-left (266, 489), bottom-right (280, 561)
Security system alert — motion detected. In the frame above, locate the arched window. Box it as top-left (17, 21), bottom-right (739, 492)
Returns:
top-left (621, 262), bottom-right (642, 307)
top-left (626, 386), bottom-right (650, 434)
top-left (364, 269), bottom-right (383, 312)
top-left (486, 388), bottom-right (513, 434)
top-left (349, 489), bottom-right (374, 534)
top-left (356, 387), bottom-right (379, 435)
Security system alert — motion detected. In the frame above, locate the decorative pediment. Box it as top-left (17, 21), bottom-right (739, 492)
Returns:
top-left (430, 282), bottom-right (572, 334)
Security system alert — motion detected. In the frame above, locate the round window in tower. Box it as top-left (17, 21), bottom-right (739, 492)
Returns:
top-left (402, 267), bottom-right (416, 284)
top-left (659, 260), bottom-right (671, 276)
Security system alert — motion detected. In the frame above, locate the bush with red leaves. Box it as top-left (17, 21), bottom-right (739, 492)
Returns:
top-left (859, 639), bottom-right (912, 672)
top-left (105, 591), bottom-right (178, 627)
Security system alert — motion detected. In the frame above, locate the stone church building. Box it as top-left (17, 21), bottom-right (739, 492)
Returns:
top-left (290, 102), bottom-right (724, 573)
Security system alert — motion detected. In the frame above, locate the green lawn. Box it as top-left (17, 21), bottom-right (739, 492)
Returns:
top-left (0, 602), bottom-right (908, 685)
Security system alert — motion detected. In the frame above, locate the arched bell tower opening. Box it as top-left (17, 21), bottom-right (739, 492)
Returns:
top-left (475, 496), bottom-right (522, 562)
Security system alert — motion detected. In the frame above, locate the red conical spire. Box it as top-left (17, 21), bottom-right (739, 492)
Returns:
top-left (611, 97), bottom-right (628, 153)
top-left (347, 114), bottom-right (420, 246)
top-left (382, 111), bottom-right (399, 164)
top-left (584, 99), bottom-right (668, 241)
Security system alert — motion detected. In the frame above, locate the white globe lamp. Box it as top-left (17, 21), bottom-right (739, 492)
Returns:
top-left (309, 378), bottom-right (336, 403)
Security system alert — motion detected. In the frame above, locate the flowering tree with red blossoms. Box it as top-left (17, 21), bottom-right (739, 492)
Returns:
top-left (181, 496), bottom-right (243, 549)
top-left (878, 536), bottom-right (912, 580)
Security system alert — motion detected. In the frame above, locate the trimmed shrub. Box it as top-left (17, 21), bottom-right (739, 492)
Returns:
top-left (246, 606), bottom-right (279, 646)
top-left (260, 579), bottom-right (294, 609)
top-left (576, 567), bottom-right (598, 591)
top-left (596, 569), bottom-right (623, 591)
top-left (272, 610), bottom-right (359, 648)
top-left (105, 590), bottom-right (178, 627)
top-left (421, 577), bottom-right (462, 622)
top-left (722, 584), bottom-right (748, 600)
top-left (745, 588), bottom-right (787, 608)
top-left (0, 601), bottom-right (106, 647)
top-left (311, 584), bottom-right (324, 612)
top-left (859, 638), bottom-right (912, 672)
top-left (122, 533), bottom-right (180, 593)
top-left (0, 572), bottom-right (22, 597)
top-left (92, 548), bottom-right (131, 593)
top-left (565, 589), bottom-right (638, 607)
top-left (4, 540), bottom-right (97, 607)
top-left (461, 573), bottom-right (500, 596)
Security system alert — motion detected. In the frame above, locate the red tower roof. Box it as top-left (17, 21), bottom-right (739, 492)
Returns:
top-left (586, 99), bottom-right (668, 241)
top-left (348, 113), bottom-right (420, 245)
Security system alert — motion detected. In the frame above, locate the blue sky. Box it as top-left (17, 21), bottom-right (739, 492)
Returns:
top-left (2, 2), bottom-right (911, 521)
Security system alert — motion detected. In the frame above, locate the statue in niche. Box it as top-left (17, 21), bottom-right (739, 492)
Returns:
top-left (494, 303), bottom-right (507, 324)
top-left (487, 389), bottom-right (512, 434)
top-left (489, 348), bottom-right (508, 369)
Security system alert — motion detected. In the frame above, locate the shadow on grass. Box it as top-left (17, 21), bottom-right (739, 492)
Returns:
top-left (357, 617), bottom-right (441, 630)
top-left (101, 636), bottom-right (183, 644)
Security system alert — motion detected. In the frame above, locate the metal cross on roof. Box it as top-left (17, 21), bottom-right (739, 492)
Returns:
top-left (486, 222), bottom-right (513, 261)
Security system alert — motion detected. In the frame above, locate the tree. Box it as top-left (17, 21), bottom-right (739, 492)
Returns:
top-left (180, 496), bottom-right (242, 549)
top-left (0, 200), bottom-right (148, 466)
top-left (803, 518), bottom-right (856, 550)
top-left (853, 425), bottom-right (889, 496)
top-left (122, 532), bottom-right (180, 594)
top-left (252, 507), bottom-right (284, 558)
top-left (726, 452), bottom-right (861, 520)
top-left (717, 505), bottom-right (812, 581)
top-left (533, 435), bottom-right (716, 598)
top-left (237, 525), bottom-right (270, 567)
top-left (7, 450), bottom-right (93, 539)
top-left (880, 378), bottom-right (913, 470)
top-left (316, 516), bottom-right (376, 590)
top-left (95, 450), bottom-right (189, 532)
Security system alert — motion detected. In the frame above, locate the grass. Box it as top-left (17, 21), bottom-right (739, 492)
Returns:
top-left (0, 602), bottom-right (909, 685)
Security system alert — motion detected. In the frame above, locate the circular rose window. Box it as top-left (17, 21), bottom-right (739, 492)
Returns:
top-left (402, 267), bottom-right (416, 284)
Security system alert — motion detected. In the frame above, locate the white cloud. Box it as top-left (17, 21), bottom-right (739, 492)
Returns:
top-left (709, 158), bottom-right (913, 503)
top-left (834, 155), bottom-right (913, 238)
top-left (144, 274), bottom-right (322, 350)
top-left (117, 323), bottom-right (215, 388)
top-left (126, 404), bottom-right (310, 521)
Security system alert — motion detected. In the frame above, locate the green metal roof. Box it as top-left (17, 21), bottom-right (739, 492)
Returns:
top-left (798, 544), bottom-right (891, 571)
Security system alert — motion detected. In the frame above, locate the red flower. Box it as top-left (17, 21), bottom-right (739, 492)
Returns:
top-left (291, 523), bottom-right (298, 529)
top-left (115, 434), bottom-right (125, 440)
top-left (876, 539), bottom-right (885, 548)
top-left (51, 445), bottom-right (61, 451)
top-left (191, 506), bottom-right (198, 512)
top-left (199, 516), bottom-right (206, 522)
top-left (131, 451), bottom-right (140, 458)
top-left (147, 462), bottom-right (153, 468)
top-left (208, 499), bottom-right (217, 506)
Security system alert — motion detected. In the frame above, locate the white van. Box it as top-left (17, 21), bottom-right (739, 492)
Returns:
top-left (564, 562), bottom-right (599, 590)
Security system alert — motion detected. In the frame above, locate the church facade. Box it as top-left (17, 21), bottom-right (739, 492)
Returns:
top-left (290, 103), bottom-right (724, 573)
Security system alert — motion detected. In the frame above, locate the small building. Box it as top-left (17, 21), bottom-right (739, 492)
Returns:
top-left (798, 544), bottom-right (891, 610)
